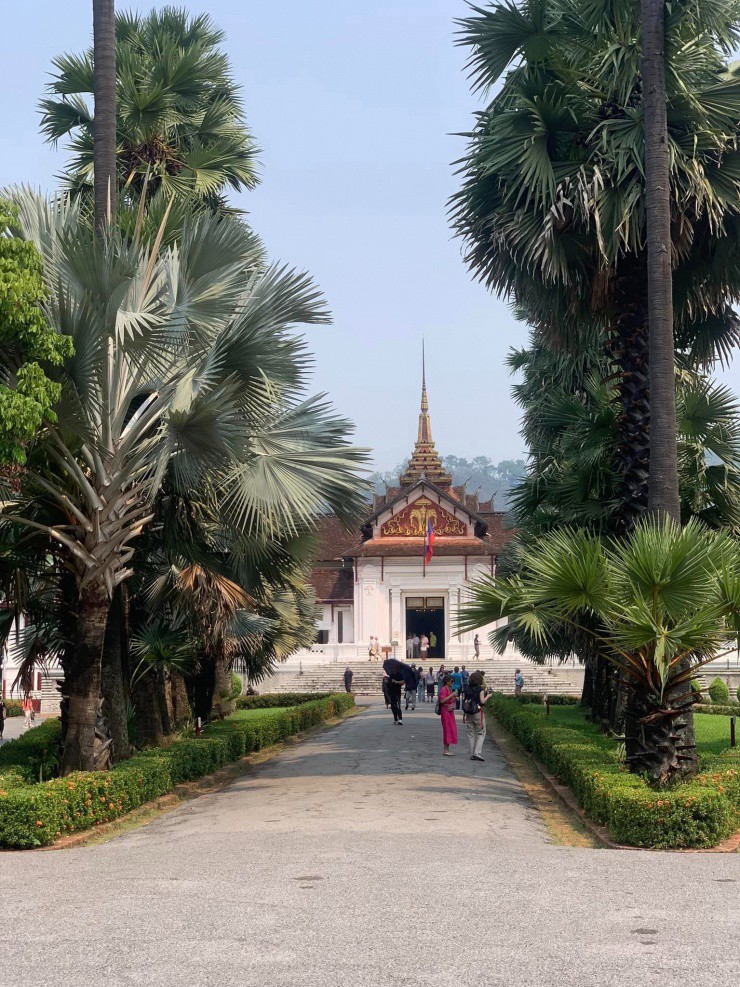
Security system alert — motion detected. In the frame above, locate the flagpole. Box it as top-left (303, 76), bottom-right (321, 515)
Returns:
top-left (423, 505), bottom-right (427, 578)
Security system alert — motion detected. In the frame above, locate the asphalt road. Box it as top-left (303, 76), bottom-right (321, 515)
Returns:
top-left (0, 699), bottom-right (738, 987)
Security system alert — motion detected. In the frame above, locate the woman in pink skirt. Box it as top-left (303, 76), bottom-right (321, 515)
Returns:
top-left (438, 674), bottom-right (458, 756)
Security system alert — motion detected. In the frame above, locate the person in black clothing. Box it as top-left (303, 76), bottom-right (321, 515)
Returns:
top-left (382, 673), bottom-right (391, 708)
top-left (388, 673), bottom-right (404, 725)
top-left (343, 665), bottom-right (354, 693)
top-left (0, 699), bottom-right (5, 740)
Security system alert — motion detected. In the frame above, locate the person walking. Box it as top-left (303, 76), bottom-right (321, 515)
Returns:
top-left (343, 665), bottom-right (354, 693)
top-left (425, 667), bottom-right (435, 702)
top-left (388, 671), bottom-right (404, 725)
top-left (438, 674), bottom-right (458, 756)
top-left (22, 696), bottom-right (33, 732)
top-left (462, 670), bottom-right (491, 761)
top-left (514, 668), bottom-right (525, 697)
top-left (416, 665), bottom-right (426, 704)
top-left (382, 673), bottom-right (391, 708)
top-left (474, 634), bottom-right (480, 659)
top-left (420, 633), bottom-right (429, 661)
top-left (405, 666), bottom-right (417, 711)
top-left (451, 666), bottom-right (463, 709)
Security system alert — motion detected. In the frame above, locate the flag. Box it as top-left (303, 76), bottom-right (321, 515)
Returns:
top-left (424, 517), bottom-right (435, 566)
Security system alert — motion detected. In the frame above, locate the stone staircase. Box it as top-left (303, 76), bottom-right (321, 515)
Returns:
top-left (258, 659), bottom-right (584, 697)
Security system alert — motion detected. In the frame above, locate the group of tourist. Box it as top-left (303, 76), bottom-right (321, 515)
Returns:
top-left (405, 631), bottom-right (438, 661)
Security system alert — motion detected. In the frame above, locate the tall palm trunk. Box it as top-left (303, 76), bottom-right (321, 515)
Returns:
top-left (641, 0), bottom-right (680, 521)
top-left (101, 585), bottom-right (131, 762)
top-left (62, 584), bottom-right (108, 774)
top-left (610, 261), bottom-right (650, 531)
top-left (93, 0), bottom-right (117, 234)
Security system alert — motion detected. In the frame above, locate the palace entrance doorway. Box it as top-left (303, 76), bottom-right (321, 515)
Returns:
top-left (405, 596), bottom-right (445, 660)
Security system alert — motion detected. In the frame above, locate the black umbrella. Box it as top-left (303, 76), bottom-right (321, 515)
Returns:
top-left (383, 658), bottom-right (416, 690)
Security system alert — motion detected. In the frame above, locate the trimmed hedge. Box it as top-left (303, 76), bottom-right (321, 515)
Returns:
top-left (692, 704), bottom-right (740, 717)
top-left (514, 693), bottom-right (580, 706)
top-left (0, 693), bottom-right (354, 849)
top-left (708, 677), bottom-right (731, 705)
top-left (0, 720), bottom-right (62, 780)
top-left (235, 692), bottom-right (332, 710)
top-left (1, 700), bottom-right (23, 717)
top-left (489, 694), bottom-right (740, 849)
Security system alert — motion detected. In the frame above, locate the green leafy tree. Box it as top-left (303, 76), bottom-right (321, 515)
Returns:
top-left (40, 7), bottom-right (259, 210)
top-left (460, 517), bottom-right (740, 784)
top-left (0, 201), bottom-right (72, 463)
top-left (451, 0), bottom-right (740, 526)
top-left (1, 191), bottom-right (368, 773)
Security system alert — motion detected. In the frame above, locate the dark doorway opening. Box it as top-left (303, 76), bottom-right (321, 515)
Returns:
top-left (405, 602), bottom-right (445, 660)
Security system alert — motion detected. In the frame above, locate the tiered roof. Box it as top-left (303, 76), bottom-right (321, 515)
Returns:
top-left (307, 354), bottom-right (516, 602)
top-left (399, 355), bottom-right (451, 488)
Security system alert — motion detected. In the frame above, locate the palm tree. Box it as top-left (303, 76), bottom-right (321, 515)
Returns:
top-left (451, 0), bottom-right (740, 526)
top-left (92, 0), bottom-right (116, 232)
top-left (460, 517), bottom-right (740, 784)
top-left (641, 0), bottom-right (679, 519)
top-left (1, 192), bottom-right (368, 772)
top-left (41, 8), bottom-right (259, 212)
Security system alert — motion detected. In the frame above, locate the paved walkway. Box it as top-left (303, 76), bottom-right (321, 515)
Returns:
top-left (0, 701), bottom-right (738, 987)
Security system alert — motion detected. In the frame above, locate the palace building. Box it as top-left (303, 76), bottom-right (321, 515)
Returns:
top-left (305, 365), bottom-right (516, 662)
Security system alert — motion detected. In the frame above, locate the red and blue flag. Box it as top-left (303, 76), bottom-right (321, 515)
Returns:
top-left (424, 518), bottom-right (435, 566)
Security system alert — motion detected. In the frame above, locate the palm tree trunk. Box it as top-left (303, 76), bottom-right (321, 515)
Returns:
top-left (61, 583), bottom-right (108, 774)
top-left (101, 585), bottom-right (131, 762)
top-left (131, 674), bottom-right (164, 747)
top-left (93, 0), bottom-right (117, 234)
top-left (169, 671), bottom-right (191, 727)
top-left (610, 262), bottom-right (650, 531)
top-left (212, 651), bottom-right (235, 718)
top-left (625, 668), bottom-right (698, 784)
top-left (641, 0), bottom-right (680, 521)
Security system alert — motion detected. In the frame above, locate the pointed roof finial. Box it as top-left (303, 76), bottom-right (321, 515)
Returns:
top-left (400, 341), bottom-right (451, 488)
top-left (421, 338), bottom-right (428, 413)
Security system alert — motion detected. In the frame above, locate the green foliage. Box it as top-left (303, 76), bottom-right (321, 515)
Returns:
top-left (462, 517), bottom-right (740, 694)
top-left (39, 8), bottom-right (259, 210)
top-left (708, 677), bottom-right (731, 704)
top-left (1, 700), bottom-right (24, 717)
top-left (230, 673), bottom-right (243, 699)
top-left (513, 693), bottom-right (580, 706)
top-left (235, 691), bottom-right (333, 710)
top-left (0, 694), bottom-right (354, 848)
top-left (490, 695), bottom-right (740, 848)
top-left (0, 719), bottom-right (62, 780)
top-left (0, 200), bottom-right (72, 463)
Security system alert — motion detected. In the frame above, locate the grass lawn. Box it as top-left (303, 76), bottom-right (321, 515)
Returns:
top-left (547, 705), bottom-right (736, 757)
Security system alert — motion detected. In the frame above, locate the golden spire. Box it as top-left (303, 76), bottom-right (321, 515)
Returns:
top-left (401, 342), bottom-right (451, 488)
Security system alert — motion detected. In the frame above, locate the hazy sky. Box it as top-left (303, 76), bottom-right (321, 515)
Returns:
top-left (3, 1), bottom-right (738, 471)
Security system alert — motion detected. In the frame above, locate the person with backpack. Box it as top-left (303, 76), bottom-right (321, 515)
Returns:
top-left (462, 670), bottom-right (491, 761)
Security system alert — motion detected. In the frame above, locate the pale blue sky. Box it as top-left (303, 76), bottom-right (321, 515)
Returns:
top-left (3, 1), bottom-right (738, 470)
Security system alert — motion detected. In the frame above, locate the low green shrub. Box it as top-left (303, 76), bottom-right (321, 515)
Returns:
top-left (693, 704), bottom-right (740, 717)
top-left (2, 700), bottom-right (24, 717)
top-left (235, 692), bottom-right (332, 710)
top-left (0, 694), bottom-right (354, 849)
top-left (514, 693), bottom-right (580, 706)
top-left (737, 685), bottom-right (740, 703)
top-left (489, 694), bottom-right (739, 849)
top-left (708, 677), bottom-right (731, 705)
top-left (0, 720), bottom-right (62, 780)
top-left (231, 673), bottom-right (243, 699)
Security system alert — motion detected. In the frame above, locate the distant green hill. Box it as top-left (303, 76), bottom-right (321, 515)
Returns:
top-left (369, 456), bottom-right (525, 511)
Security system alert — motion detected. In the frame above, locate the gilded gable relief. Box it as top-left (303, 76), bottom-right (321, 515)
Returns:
top-left (380, 497), bottom-right (468, 537)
